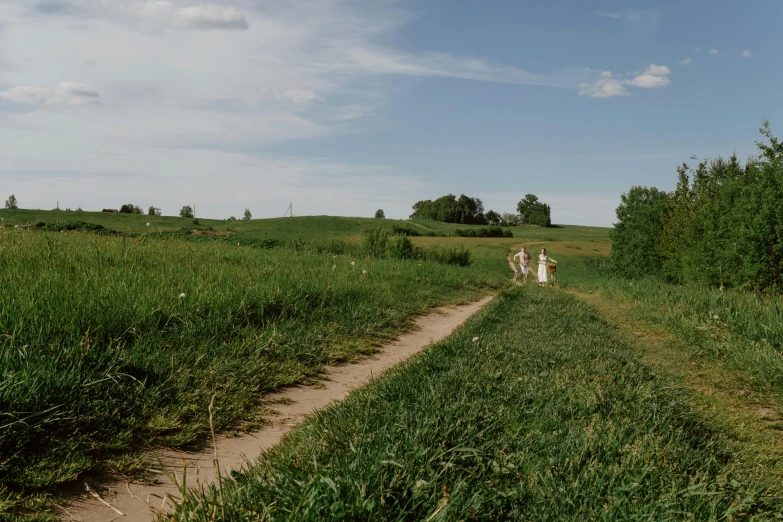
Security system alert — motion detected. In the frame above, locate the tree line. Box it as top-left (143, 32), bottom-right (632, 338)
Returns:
top-left (408, 193), bottom-right (552, 227)
top-left (611, 120), bottom-right (783, 292)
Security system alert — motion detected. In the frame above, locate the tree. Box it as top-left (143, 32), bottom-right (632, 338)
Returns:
top-left (375, 209), bottom-right (385, 219)
top-left (132, 205), bottom-right (143, 214)
top-left (180, 205), bottom-right (194, 218)
top-left (485, 209), bottom-right (501, 225)
top-left (119, 203), bottom-right (135, 214)
top-left (243, 208), bottom-right (252, 221)
top-left (517, 194), bottom-right (552, 227)
top-left (148, 206), bottom-right (162, 216)
top-left (610, 186), bottom-right (670, 278)
top-left (410, 194), bottom-right (486, 224)
top-left (501, 212), bottom-right (520, 225)
top-left (4, 194), bottom-right (18, 209)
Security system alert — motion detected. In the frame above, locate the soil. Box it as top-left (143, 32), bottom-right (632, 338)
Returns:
top-left (58, 296), bottom-right (494, 522)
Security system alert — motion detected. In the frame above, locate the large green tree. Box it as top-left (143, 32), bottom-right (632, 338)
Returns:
top-left (610, 186), bottom-right (670, 278)
top-left (516, 194), bottom-right (551, 227)
top-left (410, 194), bottom-right (486, 224)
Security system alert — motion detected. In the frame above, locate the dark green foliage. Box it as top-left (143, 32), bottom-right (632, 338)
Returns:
top-left (410, 194), bottom-right (487, 225)
top-left (516, 194), bottom-right (552, 227)
top-left (243, 209), bottom-right (252, 221)
top-left (484, 209), bottom-right (500, 224)
top-left (177, 289), bottom-right (777, 520)
top-left (119, 204), bottom-right (136, 214)
top-left (610, 186), bottom-right (670, 278)
top-left (388, 236), bottom-right (417, 260)
top-left (362, 228), bottom-right (390, 258)
top-left (455, 226), bottom-right (512, 238)
top-left (612, 121), bottom-right (783, 292)
top-left (148, 206), bottom-right (161, 216)
top-left (180, 206), bottom-right (194, 218)
top-left (374, 209), bottom-right (385, 219)
top-left (4, 194), bottom-right (18, 210)
top-left (391, 224), bottom-right (443, 237)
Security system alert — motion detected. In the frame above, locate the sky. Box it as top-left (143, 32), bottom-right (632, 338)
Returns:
top-left (1, 0), bottom-right (781, 226)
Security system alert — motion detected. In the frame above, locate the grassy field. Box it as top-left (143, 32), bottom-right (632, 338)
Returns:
top-left (6, 209), bottom-right (783, 520)
top-left (174, 288), bottom-right (781, 520)
top-left (0, 215), bottom-right (515, 515)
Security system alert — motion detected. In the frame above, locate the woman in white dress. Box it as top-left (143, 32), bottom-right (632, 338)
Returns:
top-left (537, 248), bottom-right (558, 287)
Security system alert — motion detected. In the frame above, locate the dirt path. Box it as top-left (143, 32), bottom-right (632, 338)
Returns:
top-left (59, 296), bottom-right (494, 522)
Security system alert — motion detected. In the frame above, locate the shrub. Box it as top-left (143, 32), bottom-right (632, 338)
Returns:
top-left (389, 236), bottom-right (418, 260)
top-left (392, 224), bottom-right (421, 237)
top-left (428, 246), bottom-right (472, 266)
top-left (454, 226), bottom-right (511, 238)
top-left (363, 228), bottom-right (390, 258)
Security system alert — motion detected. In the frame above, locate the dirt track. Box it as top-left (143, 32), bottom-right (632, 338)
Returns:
top-left (59, 295), bottom-right (494, 522)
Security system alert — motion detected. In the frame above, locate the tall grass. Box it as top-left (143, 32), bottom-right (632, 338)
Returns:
top-left (0, 229), bottom-right (507, 490)
top-left (559, 251), bottom-right (783, 399)
top-left (174, 288), bottom-right (779, 520)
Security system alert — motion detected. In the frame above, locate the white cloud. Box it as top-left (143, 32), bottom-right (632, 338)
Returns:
top-left (708, 49), bottom-right (720, 55)
top-left (677, 58), bottom-right (692, 65)
top-left (741, 50), bottom-right (753, 59)
top-left (642, 64), bottom-right (671, 76)
top-left (625, 74), bottom-right (670, 88)
top-left (0, 81), bottom-right (100, 105)
top-left (624, 64), bottom-right (672, 88)
top-left (595, 11), bottom-right (620, 18)
top-left (578, 72), bottom-right (630, 98)
top-left (175, 4), bottom-right (248, 30)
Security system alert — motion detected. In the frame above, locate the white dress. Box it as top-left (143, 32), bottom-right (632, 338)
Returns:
top-left (537, 254), bottom-right (549, 282)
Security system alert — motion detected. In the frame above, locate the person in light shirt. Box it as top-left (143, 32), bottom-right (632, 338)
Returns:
top-left (512, 246), bottom-right (533, 285)
top-left (537, 248), bottom-right (558, 287)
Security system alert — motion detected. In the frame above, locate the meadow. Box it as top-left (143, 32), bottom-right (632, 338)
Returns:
top-left (4, 209), bottom-right (783, 521)
top-left (0, 216), bottom-right (517, 499)
top-left (174, 287), bottom-right (781, 521)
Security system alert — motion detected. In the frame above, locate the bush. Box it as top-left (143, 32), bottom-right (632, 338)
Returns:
top-left (362, 228), bottom-right (390, 258)
top-left (388, 236), bottom-right (418, 260)
top-left (392, 224), bottom-right (422, 237)
top-left (119, 204), bottom-right (135, 214)
top-left (428, 246), bottom-right (472, 266)
top-left (455, 226), bottom-right (512, 238)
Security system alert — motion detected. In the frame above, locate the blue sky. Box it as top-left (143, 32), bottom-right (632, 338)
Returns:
top-left (1, 0), bottom-right (780, 226)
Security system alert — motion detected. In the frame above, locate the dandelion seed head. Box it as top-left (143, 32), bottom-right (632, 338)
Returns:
top-left (146, 222), bottom-right (150, 227)
top-left (713, 314), bottom-right (719, 320)
top-left (179, 293), bottom-right (186, 298)
top-left (351, 261), bottom-right (356, 266)
top-left (472, 336), bottom-right (479, 343)
top-left (362, 270), bottom-right (367, 275)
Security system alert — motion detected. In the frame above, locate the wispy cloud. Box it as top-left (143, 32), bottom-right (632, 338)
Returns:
top-left (0, 81), bottom-right (100, 105)
top-left (708, 49), bottom-right (720, 55)
top-left (595, 11), bottom-right (620, 19)
top-left (677, 58), bottom-right (692, 65)
top-left (741, 49), bottom-right (754, 58)
top-left (578, 72), bottom-right (629, 98)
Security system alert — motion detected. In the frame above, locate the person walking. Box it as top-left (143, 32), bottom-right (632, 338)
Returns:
top-left (513, 246), bottom-right (533, 284)
top-left (537, 248), bottom-right (558, 287)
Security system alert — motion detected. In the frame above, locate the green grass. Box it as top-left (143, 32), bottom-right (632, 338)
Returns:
top-left (0, 226), bottom-right (508, 495)
top-left (558, 251), bottom-right (783, 404)
top-left (174, 288), bottom-right (780, 521)
top-left (0, 209), bottom-right (611, 243)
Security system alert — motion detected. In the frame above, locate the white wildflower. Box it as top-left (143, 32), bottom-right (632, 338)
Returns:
top-left (472, 336), bottom-right (479, 343)
top-left (351, 261), bottom-right (356, 266)
top-left (146, 222), bottom-right (150, 227)
top-left (179, 293), bottom-right (186, 299)
top-left (362, 270), bottom-right (367, 275)
top-left (713, 314), bottom-right (719, 320)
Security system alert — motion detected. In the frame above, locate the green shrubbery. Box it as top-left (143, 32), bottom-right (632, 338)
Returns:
top-left (611, 120), bottom-right (783, 292)
top-left (362, 228), bottom-right (472, 266)
top-left (455, 226), bottom-right (513, 238)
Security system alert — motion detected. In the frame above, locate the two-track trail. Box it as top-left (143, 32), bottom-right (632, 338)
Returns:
top-left (59, 296), bottom-right (494, 522)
